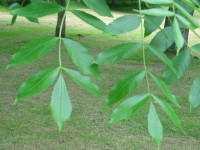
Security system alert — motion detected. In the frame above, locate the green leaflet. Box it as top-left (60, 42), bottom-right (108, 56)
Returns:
top-left (138, 8), bottom-right (175, 17)
top-left (150, 26), bottom-right (174, 52)
top-left (182, 0), bottom-right (200, 13)
top-left (51, 74), bottom-right (72, 131)
top-left (144, 15), bottom-right (164, 37)
top-left (176, 14), bottom-right (200, 38)
top-left (189, 76), bottom-right (200, 108)
top-left (142, 0), bottom-right (173, 4)
top-left (95, 42), bottom-right (141, 65)
top-left (104, 15), bottom-right (141, 36)
top-left (71, 10), bottom-right (106, 31)
top-left (16, 67), bottom-right (60, 102)
top-left (7, 37), bottom-right (59, 68)
top-left (11, 2), bottom-right (65, 18)
top-left (111, 94), bottom-right (149, 122)
top-left (152, 95), bottom-right (182, 130)
top-left (63, 68), bottom-right (101, 97)
top-left (105, 71), bottom-right (146, 106)
top-left (62, 38), bottom-right (100, 80)
top-left (26, 17), bottom-right (39, 23)
top-left (148, 72), bottom-right (180, 107)
top-left (148, 45), bottom-right (177, 76)
top-left (163, 49), bottom-right (190, 85)
top-left (191, 43), bottom-right (200, 52)
top-left (148, 102), bottom-right (163, 148)
top-left (175, 2), bottom-right (200, 28)
top-left (173, 18), bottom-right (184, 55)
top-left (82, 0), bottom-right (112, 17)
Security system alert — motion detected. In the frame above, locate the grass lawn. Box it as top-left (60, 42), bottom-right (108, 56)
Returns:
top-left (0, 9), bottom-right (200, 150)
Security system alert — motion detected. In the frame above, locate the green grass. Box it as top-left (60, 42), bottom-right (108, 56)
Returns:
top-left (0, 11), bottom-right (200, 150)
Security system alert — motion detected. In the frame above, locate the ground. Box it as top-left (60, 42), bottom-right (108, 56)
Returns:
top-left (0, 8), bottom-right (200, 150)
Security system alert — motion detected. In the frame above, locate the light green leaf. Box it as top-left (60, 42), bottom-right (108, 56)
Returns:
top-left (152, 95), bottom-right (182, 129)
top-left (51, 74), bottom-right (72, 131)
top-left (182, 0), bottom-right (200, 12)
top-left (175, 2), bottom-right (200, 28)
top-left (63, 68), bottom-right (101, 97)
top-left (138, 8), bottom-right (175, 16)
top-left (62, 38), bottom-right (100, 79)
top-left (95, 42), bottom-right (141, 65)
top-left (71, 10), bottom-right (106, 31)
top-left (82, 0), bottom-right (112, 17)
top-left (16, 67), bottom-right (60, 102)
top-left (142, 0), bottom-right (172, 4)
top-left (111, 94), bottom-right (149, 122)
top-left (148, 102), bottom-right (163, 148)
top-left (163, 49), bottom-right (190, 85)
top-left (7, 37), bottom-right (59, 68)
top-left (104, 15), bottom-right (141, 35)
top-left (191, 43), bottom-right (200, 52)
top-left (144, 15), bottom-right (164, 37)
top-left (173, 18), bottom-right (184, 55)
top-left (150, 26), bottom-right (174, 52)
top-left (148, 45), bottom-right (177, 76)
top-left (148, 72), bottom-right (180, 107)
top-left (189, 76), bottom-right (200, 108)
top-left (176, 14), bottom-right (200, 38)
top-left (105, 71), bottom-right (146, 106)
top-left (11, 2), bottom-right (65, 18)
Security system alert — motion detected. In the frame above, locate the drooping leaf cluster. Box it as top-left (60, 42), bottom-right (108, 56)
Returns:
top-left (6, 0), bottom-right (200, 148)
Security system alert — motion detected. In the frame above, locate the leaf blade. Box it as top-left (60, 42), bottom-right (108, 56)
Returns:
top-left (7, 37), bottom-right (59, 68)
top-left (16, 67), bottom-right (60, 102)
top-left (148, 102), bottom-right (163, 148)
top-left (189, 76), bottom-right (200, 108)
top-left (95, 42), bottom-right (141, 65)
top-left (105, 15), bottom-right (141, 35)
top-left (51, 74), bottom-right (72, 131)
top-left (63, 68), bottom-right (101, 96)
top-left (106, 71), bottom-right (146, 106)
top-left (111, 94), bottom-right (149, 122)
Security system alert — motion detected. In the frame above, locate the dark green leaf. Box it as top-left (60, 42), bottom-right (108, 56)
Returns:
top-left (105, 71), bottom-right (146, 106)
top-left (62, 38), bottom-right (100, 79)
top-left (105, 15), bottom-right (141, 35)
top-left (11, 16), bottom-right (17, 25)
top-left (26, 17), bottom-right (39, 23)
top-left (7, 37), bottom-right (59, 68)
top-left (82, 0), bottom-right (112, 17)
top-left (148, 72), bottom-right (180, 107)
top-left (71, 10), bottom-right (106, 31)
top-left (150, 26), bottom-right (174, 52)
top-left (189, 76), bottom-right (200, 108)
top-left (95, 42), bottom-right (141, 65)
top-left (144, 15), bottom-right (164, 37)
top-left (148, 102), bottom-right (163, 148)
top-left (51, 74), bottom-right (72, 131)
top-left (63, 68), bottom-right (101, 96)
top-left (16, 67), bottom-right (60, 102)
top-left (148, 45), bottom-right (177, 76)
top-left (173, 18), bottom-right (184, 54)
top-left (11, 2), bottom-right (65, 18)
top-left (163, 49), bottom-right (190, 85)
top-left (111, 94), bottom-right (149, 122)
top-left (152, 95), bottom-right (182, 129)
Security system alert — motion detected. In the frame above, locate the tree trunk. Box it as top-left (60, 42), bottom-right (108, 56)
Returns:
top-left (164, 8), bottom-right (194, 53)
top-left (55, 0), bottom-right (66, 38)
